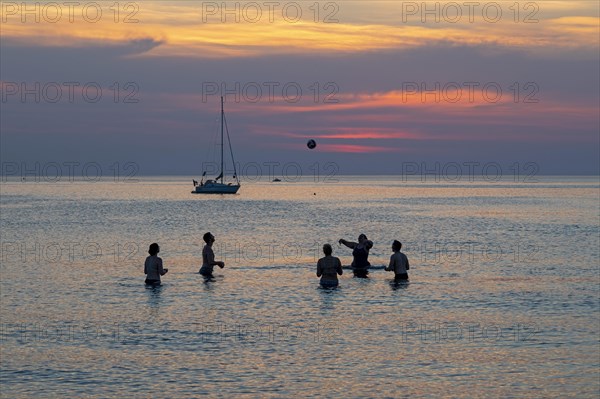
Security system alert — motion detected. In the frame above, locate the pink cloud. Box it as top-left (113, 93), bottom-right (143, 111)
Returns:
top-left (314, 144), bottom-right (398, 153)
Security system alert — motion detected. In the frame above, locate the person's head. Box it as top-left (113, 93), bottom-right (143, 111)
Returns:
top-left (359, 233), bottom-right (373, 249)
top-left (323, 243), bottom-right (333, 256)
top-left (392, 240), bottom-right (402, 252)
top-left (203, 232), bottom-right (215, 244)
top-left (148, 243), bottom-right (160, 256)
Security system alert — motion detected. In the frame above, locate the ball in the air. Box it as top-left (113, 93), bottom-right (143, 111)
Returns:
top-left (307, 139), bottom-right (317, 149)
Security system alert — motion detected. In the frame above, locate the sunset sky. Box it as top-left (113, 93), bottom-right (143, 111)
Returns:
top-left (1, 1), bottom-right (599, 176)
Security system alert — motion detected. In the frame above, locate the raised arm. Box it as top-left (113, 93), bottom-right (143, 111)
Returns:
top-left (338, 239), bottom-right (357, 249)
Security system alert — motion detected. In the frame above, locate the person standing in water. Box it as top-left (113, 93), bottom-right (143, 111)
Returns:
top-left (144, 243), bottom-right (168, 285)
top-left (316, 244), bottom-right (343, 288)
top-left (339, 233), bottom-right (373, 277)
top-left (199, 232), bottom-right (225, 277)
top-left (385, 240), bottom-right (410, 281)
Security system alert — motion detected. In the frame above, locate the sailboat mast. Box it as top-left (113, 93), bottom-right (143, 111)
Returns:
top-left (220, 96), bottom-right (224, 184)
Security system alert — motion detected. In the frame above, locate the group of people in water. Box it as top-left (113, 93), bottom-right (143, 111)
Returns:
top-left (144, 233), bottom-right (410, 287)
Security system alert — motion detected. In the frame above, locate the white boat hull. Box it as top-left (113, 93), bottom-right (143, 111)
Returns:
top-left (192, 182), bottom-right (240, 194)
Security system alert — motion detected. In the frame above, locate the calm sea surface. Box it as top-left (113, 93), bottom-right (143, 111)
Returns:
top-left (1, 176), bottom-right (599, 398)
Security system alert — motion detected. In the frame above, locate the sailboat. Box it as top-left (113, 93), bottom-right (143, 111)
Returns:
top-left (192, 96), bottom-right (241, 194)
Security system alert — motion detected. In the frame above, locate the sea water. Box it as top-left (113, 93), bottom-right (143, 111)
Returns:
top-left (1, 176), bottom-right (598, 398)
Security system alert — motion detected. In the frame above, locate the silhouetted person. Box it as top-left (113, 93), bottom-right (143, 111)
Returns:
top-left (144, 243), bottom-right (168, 285)
top-left (339, 233), bottom-right (373, 277)
top-left (317, 244), bottom-right (343, 288)
top-left (199, 232), bottom-right (225, 277)
top-left (385, 240), bottom-right (409, 281)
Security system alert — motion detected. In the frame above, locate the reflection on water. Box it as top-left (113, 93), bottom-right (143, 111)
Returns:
top-left (1, 177), bottom-right (598, 398)
top-left (388, 279), bottom-right (410, 291)
top-left (318, 285), bottom-right (339, 314)
top-left (145, 284), bottom-right (163, 309)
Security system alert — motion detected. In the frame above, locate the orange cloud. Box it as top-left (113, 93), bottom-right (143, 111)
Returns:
top-left (312, 144), bottom-right (398, 153)
top-left (1, 2), bottom-right (597, 56)
top-left (153, 89), bottom-right (598, 142)
top-left (312, 132), bottom-right (416, 140)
